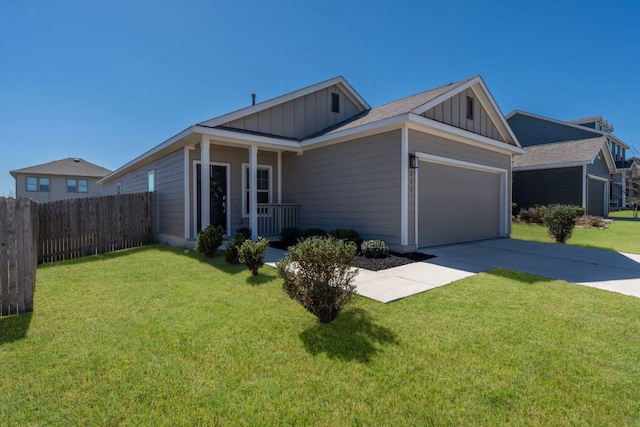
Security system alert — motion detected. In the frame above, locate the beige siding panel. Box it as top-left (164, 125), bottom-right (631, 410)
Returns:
top-left (283, 101), bottom-right (295, 136)
top-left (451, 95), bottom-right (460, 127)
top-left (424, 108), bottom-right (435, 120)
top-left (282, 130), bottom-right (402, 245)
top-left (459, 92), bottom-right (467, 130)
top-left (315, 88), bottom-right (328, 132)
top-left (270, 104), bottom-right (284, 136)
top-left (258, 109), bottom-right (271, 134)
top-left (228, 117), bottom-right (245, 129)
top-left (245, 113), bottom-right (258, 132)
top-left (294, 97), bottom-right (306, 139)
top-left (305, 92), bottom-right (316, 137)
top-left (442, 98), bottom-right (452, 124)
top-left (480, 105), bottom-right (487, 136)
top-left (434, 103), bottom-right (443, 122)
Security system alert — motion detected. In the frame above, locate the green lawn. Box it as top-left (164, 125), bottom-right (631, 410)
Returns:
top-left (2, 245), bottom-right (640, 425)
top-left (608, 209), bottom-right (639, 219)
top-left (512, 220), bottom-right (640, 254)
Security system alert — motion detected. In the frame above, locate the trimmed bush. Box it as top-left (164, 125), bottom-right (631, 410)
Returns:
top-left (239, 237), bottom-right (269, 275)
top-left (361, 240), bottom-right (389, 259)
top-left (303, 228), bottom-right (328, 238)
top-left (224, 233), bottom-right (248, 264)
top-left (280, 227), bottom-right (304, 247)
top-left (236, 227), bottom-right (252, 240)
top-left (541, 204), bottom-right (583, 244)
top-left (328, 228), bottom-right (363, 251)
top-left (277, 236), bottom-right (358, 323)
top-left (195, 225), bottom-right (224, 257)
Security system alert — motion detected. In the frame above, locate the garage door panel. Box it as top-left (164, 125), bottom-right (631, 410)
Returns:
top-left (587, 178), bottom-right (605, 216)
top-left (419, 162), bottom-right (501, 247)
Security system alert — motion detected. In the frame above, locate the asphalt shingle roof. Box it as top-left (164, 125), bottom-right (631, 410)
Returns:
top-left (10, 158), bottom-right (112, 178)
top-left (513, 137), bottom-right (606, 169)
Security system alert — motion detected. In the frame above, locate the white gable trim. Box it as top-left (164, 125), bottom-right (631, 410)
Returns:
top-left (592, 141), bottom-right (616, 173)
top-left (514, 161), bottom-right (590, 172)
top-left (411, 76), bottom-right (521, 148)
top-left (194, 126), bottom-right (302, 150)
top-left (198, 76), bottom-right (370, 129)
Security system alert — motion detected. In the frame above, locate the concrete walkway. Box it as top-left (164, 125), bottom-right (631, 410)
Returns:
top-left (266, 240), bottom-right (640, 303)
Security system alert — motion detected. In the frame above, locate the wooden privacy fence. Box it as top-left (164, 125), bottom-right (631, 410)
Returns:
top-left (0, 198), bottom-right (38, 316)
top-left (39, 192), bottom-right (155, 264)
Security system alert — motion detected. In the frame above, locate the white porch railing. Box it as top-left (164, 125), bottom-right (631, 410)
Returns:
top-left (257, 204), bottom-right (300, 240)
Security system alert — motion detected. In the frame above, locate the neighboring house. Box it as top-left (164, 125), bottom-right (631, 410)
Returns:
top-left (99, 75), bottom-right (523, 252)
top-left (507, 111), bottom-right (631, 213)
top-left (618, 157), bottom-right (640, 206)
top-left (10, 158), bottom-right (111, 203)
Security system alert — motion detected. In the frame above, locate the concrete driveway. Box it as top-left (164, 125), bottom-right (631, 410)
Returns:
top-left (423, 239), bottom-right (640, 298)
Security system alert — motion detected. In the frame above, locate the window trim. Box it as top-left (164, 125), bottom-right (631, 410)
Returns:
top-left (241, 163), bottom-right (272, 218)
top-left (466, 96), bottom-right (474, 120)
top-left (26, 176), bottom-right (50, 192)
top-left (331, 92), bottom-right (340, 113)
top-left (116, 182), bottom-right (122, 195)
top-left (66, 178), bottom-right (89, 193)
top-left (148, 170), bottom-right (156, 192)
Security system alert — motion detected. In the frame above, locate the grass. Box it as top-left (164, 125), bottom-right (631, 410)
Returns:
top-left (512, 220), bottom-right (640, 254)
top-left (608, 209), bottom-right (639, 219)
top-left (2, 245), bottom-right (640, 425)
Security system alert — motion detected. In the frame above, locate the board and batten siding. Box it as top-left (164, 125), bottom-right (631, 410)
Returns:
top-left (282, 130), bottom-right (402, 246)
top-left (103, 149), bottom-right (185, 241)
top-left (15, 174), bottom-right (104, 203)
top-left (187, 144), bottom-right (279, 238)
top-left (586, 149), bottom-right (611, 178)
top-left (422, 88), bottom-right (505, 142)
top-left (512, 167), bottom-right (583, 209)
top-left (222, 85), bottom-right (364, 140)
top-left (408, 130), bottom-right (513, 242)
top-left (508, 114), bottom-right (600, 147)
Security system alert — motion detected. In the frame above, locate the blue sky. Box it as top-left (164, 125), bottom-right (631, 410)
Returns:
top-left (1, 0), bottom-right (638, 196)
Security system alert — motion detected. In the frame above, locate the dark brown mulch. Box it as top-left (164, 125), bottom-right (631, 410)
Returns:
top-left (353, 252), bottom-right (434, 271)
top-left (269, 240), bottom-right (435, 271)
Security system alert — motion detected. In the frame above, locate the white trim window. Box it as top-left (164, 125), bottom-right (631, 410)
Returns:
top-left (67, 178), bottom-right (88, 193)
top-left (148, 170), bottom-right (155, 192)
top-left (116, 183), bottom-right (122, 195)
top-left (242, 164), bottom-right (272, 216)
top-left (27, 176), bottom-right (50, 192)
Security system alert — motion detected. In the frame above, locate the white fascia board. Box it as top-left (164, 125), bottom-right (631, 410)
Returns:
top-left (587, 174), bottom-right (610, 183)
top-left (198, 76), bottom-right (370, 129)
top-left (98, 126), bottom-right (197, 184)
top-left (607, 134), bottom-right (630, 149)
top-left (513, 161), bottom-right (588, 172)
top-left (193, 126), bottom-right (302, 151)
top-left (594, 140), bottom-right (616, 172)
top-left (410, 76), bottom-right (479, 115)
top-left (407, 114), bottom-right (525, 155)
top-left (568, 115), bottom-right (602, 124)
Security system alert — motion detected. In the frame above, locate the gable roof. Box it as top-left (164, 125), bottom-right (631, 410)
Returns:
top-left (10, 158), bottom-right (111, 179)
top-left (198, 76), bottom-right (370, 129)
top-left (506, 110), bottom-right (630, 149)
top-left (513, 136), bottom-right (613, 171)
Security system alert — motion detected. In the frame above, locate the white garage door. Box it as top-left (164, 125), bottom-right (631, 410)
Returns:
top-left (418, 161), bottom-right (502, 247)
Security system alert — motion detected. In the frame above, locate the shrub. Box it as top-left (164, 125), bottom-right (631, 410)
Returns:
top-left (195, 225), bottom-right (224, 257)
top-left (277, 236), bottom-right (358, 323)
top-left (541, 204), bottom-right (583, 244)
top-left (361, 240), bottom-right (389, 259)
top-left (590, 216), bottom-right (603, 227)
top-left (303, 228), bottom-right (327, 238)
top-left (239, 237), bottom-right (269, 275)
top-left (236, 227), bottom-right (252, 240)
top-left (223, 233), bottom-right (248, 264)
top-left (518, 208), bottom-right (531, 223)
top-left (328, 228), bottom-right (363, 251)
top-left (512, 202), bottom-right (519, 217)
top-left (280, 227), bottom-right (304, 247)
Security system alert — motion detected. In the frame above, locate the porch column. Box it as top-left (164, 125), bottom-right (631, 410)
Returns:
top-left (622, 173), bottom-right (627, 208)
top-left (201, 137), bottom-right (211, 230)
top-left (277, 151), bottom-right (282, 204)
top-left (400, 126), bottom-right (409, 246)
top-left (249, 145), bottom-right (258, 241)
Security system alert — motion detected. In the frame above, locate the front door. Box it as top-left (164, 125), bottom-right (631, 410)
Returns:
top-left (196, 163), bottom-right (228, 233)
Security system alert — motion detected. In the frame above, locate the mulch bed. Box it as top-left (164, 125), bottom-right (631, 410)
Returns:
top-left (269, 241), bottom-right (434, 271)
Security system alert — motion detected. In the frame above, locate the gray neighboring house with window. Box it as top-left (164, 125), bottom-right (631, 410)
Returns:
top-left (10, 158), bottom-right (111, 203)
top-left (507, 111), bottom-right (631, 215)
top-left (99, 75), bottom-right (523, 252)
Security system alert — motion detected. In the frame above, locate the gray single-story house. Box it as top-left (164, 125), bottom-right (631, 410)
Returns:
top-left (512, 137), bottom-right (615, 216)
top-left (99, 75), bottom-right (523, 252)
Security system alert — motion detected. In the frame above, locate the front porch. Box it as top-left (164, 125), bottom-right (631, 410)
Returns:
top-left (256, 203), bottom-right (300, 240)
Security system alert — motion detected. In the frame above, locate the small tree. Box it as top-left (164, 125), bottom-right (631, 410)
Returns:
top-left (541, 204), bottom-right (583, 244)
top-left (195, 225), bottom-right (224, 257)
top-left (239, 237), bottom-right (269, 275)
top-left (277, 236), bottom-right (358, 323)
top-left (224, 233), bottom-right (248, 264)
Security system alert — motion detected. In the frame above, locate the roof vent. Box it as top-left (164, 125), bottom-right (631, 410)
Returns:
top-left (73, 158), bottom-right (80, 162)
top-left (251, 93), bottom-right (256, 106)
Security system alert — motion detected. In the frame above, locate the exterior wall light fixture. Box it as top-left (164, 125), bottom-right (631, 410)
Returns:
top-left (409, 154), bottom-right (419, 169)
